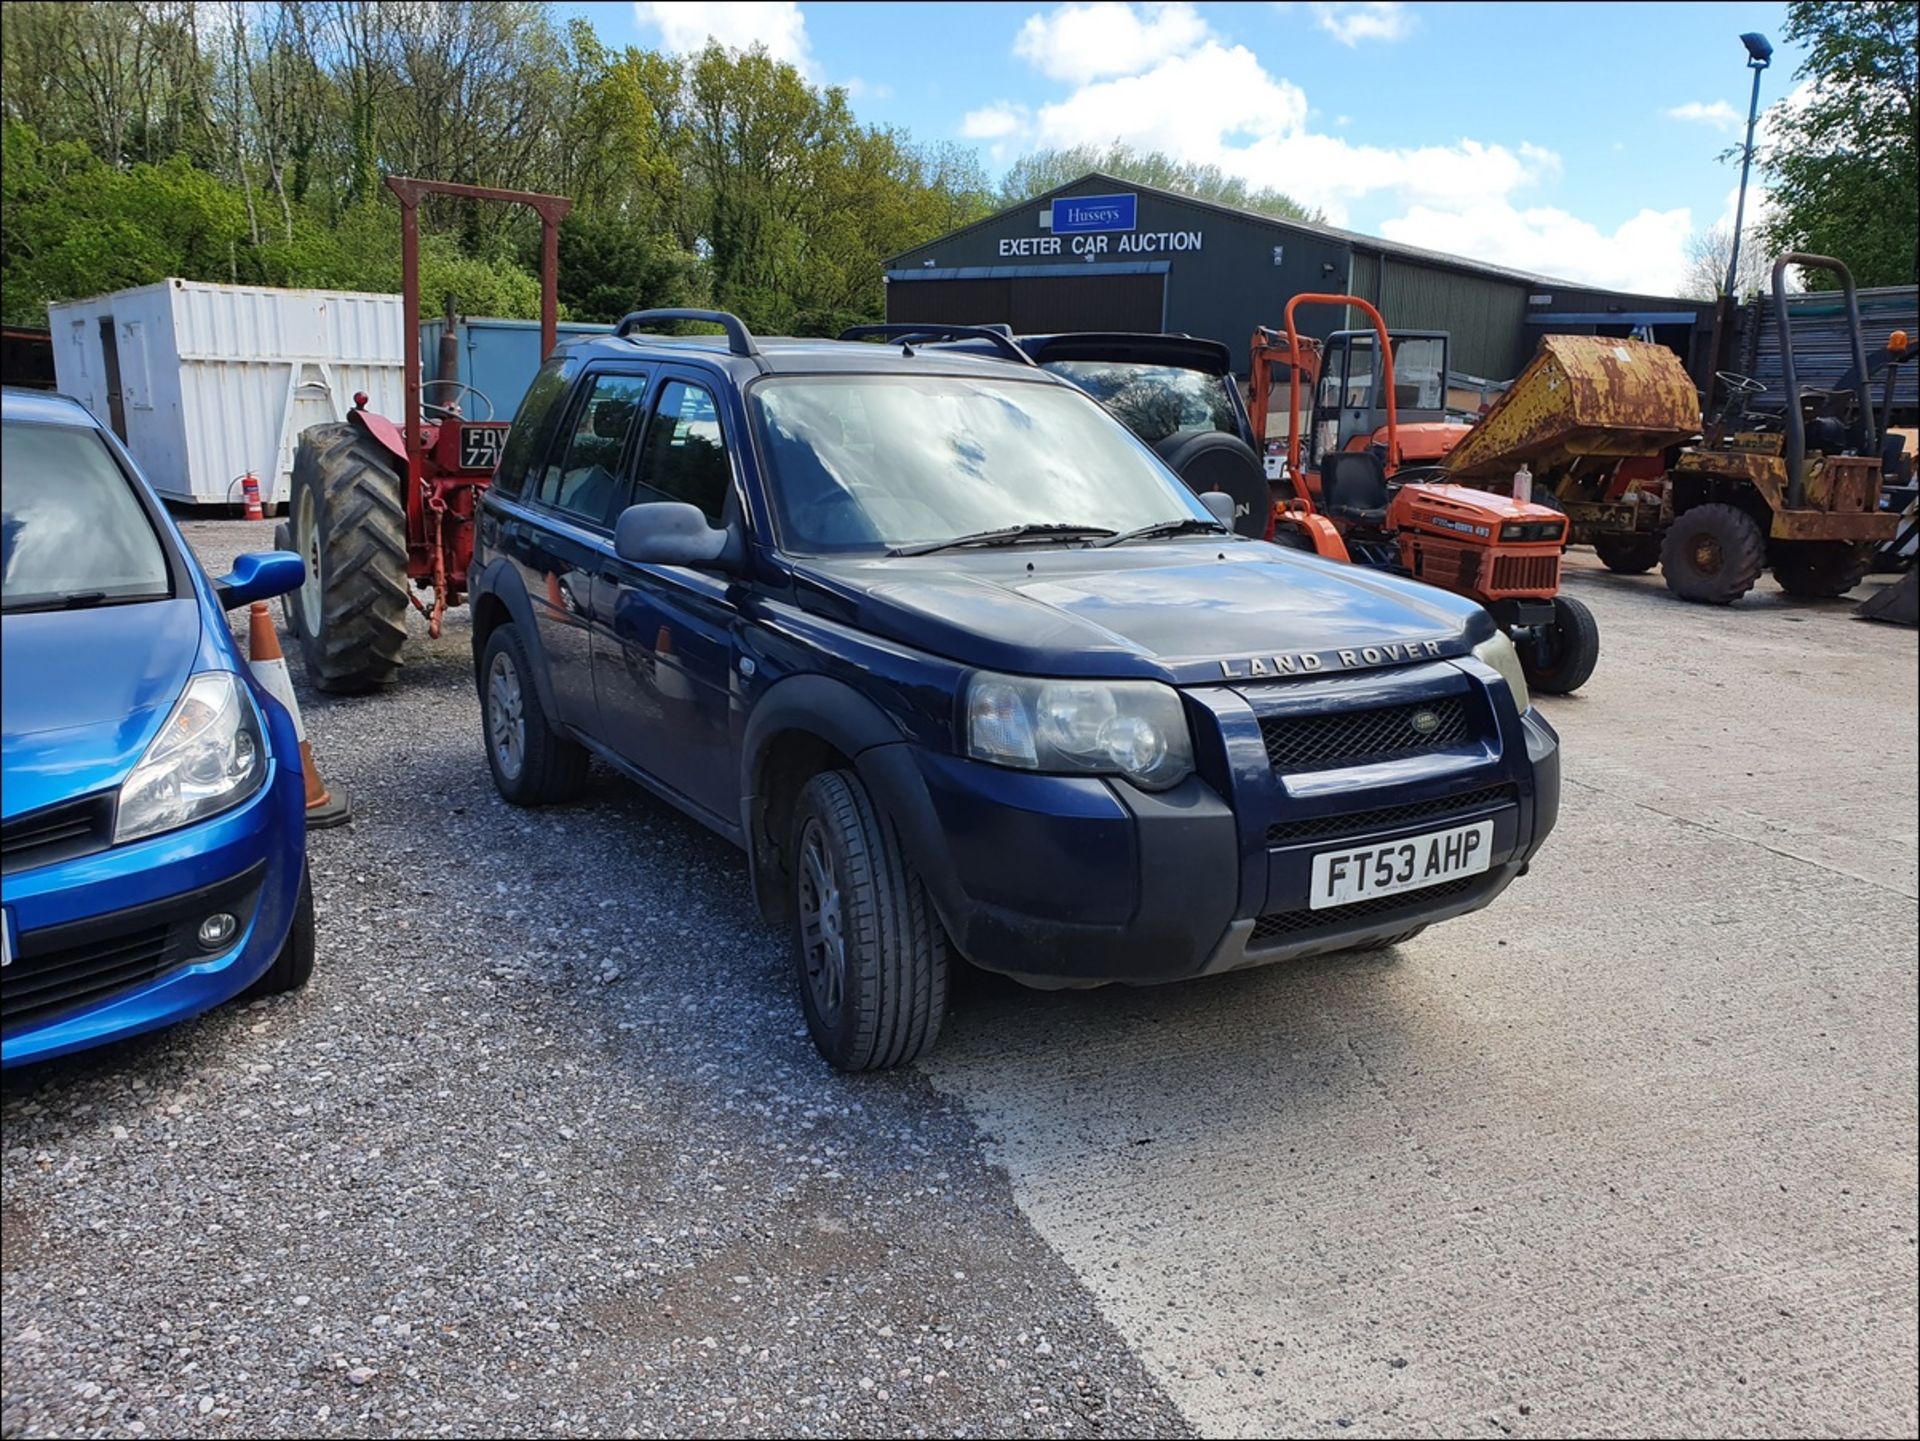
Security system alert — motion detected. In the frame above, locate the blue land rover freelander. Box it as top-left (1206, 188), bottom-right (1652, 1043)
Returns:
top-left (465, 313), bottom-right (1560, 1071)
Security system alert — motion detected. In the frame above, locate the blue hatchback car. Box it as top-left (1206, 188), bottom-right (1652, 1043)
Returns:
top-left (1, 388), bottom-right (313, 1067)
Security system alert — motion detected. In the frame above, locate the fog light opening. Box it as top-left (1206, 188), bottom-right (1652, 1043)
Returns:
top-left (197, 912), bottom-right (238, 949)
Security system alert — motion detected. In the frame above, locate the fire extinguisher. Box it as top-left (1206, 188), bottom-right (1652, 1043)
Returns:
top-left (239, 470), bottom-right (264, 521)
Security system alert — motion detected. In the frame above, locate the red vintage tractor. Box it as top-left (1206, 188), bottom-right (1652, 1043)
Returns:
top-left (283, 177), bottom-right (571, 692)
top-left (1249, 293), bottom-right (1600, 695)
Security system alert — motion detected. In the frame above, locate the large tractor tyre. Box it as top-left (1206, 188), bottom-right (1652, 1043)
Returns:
top-left (242, 865), bottom-right (316, 1000)
top-left (1771, 541), bottom-right (1872, 599)
top-left (1660, 503), bottom-right (1766, 605)
top-left (289, 422), bottom-right (410, 693)
top-left (1518, 593), bottom-right (1601, 695)
top-left (1592, 533), bottom-right (1662, 575)
top-left (479, 624), bottom-right (590, 807)
top-left (789, 770), bottom-right (950, 1072)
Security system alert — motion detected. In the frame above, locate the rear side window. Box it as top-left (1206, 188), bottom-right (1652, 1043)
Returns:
top-left (490, 358), bottom-right (573, 500)
top-left (632, 381), bottom-right (731, 524)
top-left (534, 373), bottom-right (649, 526)
top-left (2, 421), bottom-right (171, 611)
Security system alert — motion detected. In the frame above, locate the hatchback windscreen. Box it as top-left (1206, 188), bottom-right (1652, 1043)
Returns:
top-left (1040, 360), bottom-right (1240, 444)
top-left (1, 422), bottom-right (171, 611)
top-left (752, 374), bottom-right (1209, 555)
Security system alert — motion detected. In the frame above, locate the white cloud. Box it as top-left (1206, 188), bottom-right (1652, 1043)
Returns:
top-left (1667, 99), bottom-right (1740, 131)
top-left (1014, 1), bottom-right (1211, 84)
top-left (1380, 203), bottom-right (1695, 294)
top-left (1309, 2), bottom-right (1414, 46)
top-left (633, 1), bottom-right (815, 74)
top-left (961, 104), bottom-right (1031, 140)
top-left (987, 1), bottom-right (1710, 293)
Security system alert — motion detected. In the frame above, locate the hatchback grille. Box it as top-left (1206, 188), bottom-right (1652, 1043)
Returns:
top-left (1260, 696), bottom-right (1470, 773)
top-left (1490, 553), bottom-right (1560, 594)
top-left (1266, 784), bottom-right (1515, 846)
top-left (1249, 874), bottom-right (1482, 947)
top-left (1, 796), bottom-right (114, 875)
top-left (1, 864), bottom-right (263, 1033)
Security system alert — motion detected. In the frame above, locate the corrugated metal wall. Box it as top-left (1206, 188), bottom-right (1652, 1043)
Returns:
top-left (1376, 256), bottom-right (1530, 380)
top-left (1740, 284), bottom-right (1919, 423)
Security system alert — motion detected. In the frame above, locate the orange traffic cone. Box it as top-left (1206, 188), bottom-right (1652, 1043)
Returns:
top-left (240, 470), bottom-right (265, 522)
top-left (246, 602), bottom-right (351, 829)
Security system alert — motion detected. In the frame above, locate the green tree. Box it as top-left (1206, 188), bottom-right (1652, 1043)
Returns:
top-left (554, 210), bottom-right (702, 323)
top-left (999, 142), bottom-right (1322, 224)
top-left (1758, 1), bottom-right (1918, 287)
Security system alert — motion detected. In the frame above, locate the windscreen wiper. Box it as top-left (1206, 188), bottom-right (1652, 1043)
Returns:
top-left (889, 523), bottom-right (1118, 557)
top-left (1094, 517), bottom-right (1229, 547)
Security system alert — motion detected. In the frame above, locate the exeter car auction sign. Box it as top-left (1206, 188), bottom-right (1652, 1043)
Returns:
top-left (1002, 194), bottom-right (1204, 260)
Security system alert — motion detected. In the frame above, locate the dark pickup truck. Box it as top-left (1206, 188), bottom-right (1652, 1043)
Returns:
top-left (465, 311), bottom-right (1560, 1070)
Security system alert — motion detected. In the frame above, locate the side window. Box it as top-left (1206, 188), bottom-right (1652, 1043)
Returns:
top-left (490, 357), bottom-right (573, 500)
top-left (632, 380), bottom-right (730, 524)
top-left (534, 372), bottom-right (649, 526)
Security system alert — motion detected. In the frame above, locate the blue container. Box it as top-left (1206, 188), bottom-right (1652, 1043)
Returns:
top-left (421, 317), bottom-right (615, 424)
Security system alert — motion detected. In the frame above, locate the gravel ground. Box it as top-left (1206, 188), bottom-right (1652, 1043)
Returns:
top-left (0, 519), bottom-right (1192, 1440)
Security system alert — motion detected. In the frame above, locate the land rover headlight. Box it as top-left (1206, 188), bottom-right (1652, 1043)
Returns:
top-left (116, 672), bottom-right (267, 843)
top-left (1471, 632), bottom-right (1532, 712)
top-left (965, 673), bottom-right (1194, 790)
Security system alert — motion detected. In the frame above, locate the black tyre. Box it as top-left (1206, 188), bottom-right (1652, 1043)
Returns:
top-left (1592, 533), bottom-right (1662, 574)
top-left (244, 865), bottom-right (316, 999)
top-left (289, 422), bottom-right (409, 693)
top-left (790, 770), bottom-right (949, 1071)
top-left (1771, 541), bottom-right (1872, 599)
top-left (1661, 503), bottom-right (1765, 604)
top-left (479, 623), bottom-right (589, 806)
top-left (1518, 593), bottom-right (1601, 695)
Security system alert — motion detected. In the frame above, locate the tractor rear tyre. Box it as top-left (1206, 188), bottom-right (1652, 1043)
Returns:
top-left (1517, 593), bottom-right (1600, 695)
top-left (1593, 533), bottom-right (1662, 574)
top-left (1660, 503), bottom-right (1765, 605)
top-left (289, 422), bottom-right (410, 693)
top-left (1771, 541), bottom-right (1872, 599)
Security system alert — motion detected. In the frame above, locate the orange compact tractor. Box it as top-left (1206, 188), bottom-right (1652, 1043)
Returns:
top-left (1248, 294), bottom-right (1599, 694)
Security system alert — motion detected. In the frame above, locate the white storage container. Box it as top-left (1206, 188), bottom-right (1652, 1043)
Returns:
top-left (48, 279), bottom-right (406, 507)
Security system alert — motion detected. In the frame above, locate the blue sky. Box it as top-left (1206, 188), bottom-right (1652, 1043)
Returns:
top-left (559, 2), bottom-right (1808, 293)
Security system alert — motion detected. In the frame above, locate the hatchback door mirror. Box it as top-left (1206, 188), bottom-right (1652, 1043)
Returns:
top-left (214, 551), bottom-right (304, 611)
top-left (614, 502), bottom-right (734, 568)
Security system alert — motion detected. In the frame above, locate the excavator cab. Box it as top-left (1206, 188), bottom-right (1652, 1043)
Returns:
top-left (1309, 330), bottom-right (1456, 469)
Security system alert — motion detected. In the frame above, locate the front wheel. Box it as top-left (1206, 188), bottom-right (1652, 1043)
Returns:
top-left (1661, 503), bottom-right (1765, 605)
top-left (1771, 541), bottom-right (1872, 598)
top-left (1517, 593), bottom-right (1600, 695)
top-left (1592, 533), bottom-right (1662, 574)
top-left (243, 866), bottom-right (316, 999)
top-left (790, 770), bottom-right (949, 1071)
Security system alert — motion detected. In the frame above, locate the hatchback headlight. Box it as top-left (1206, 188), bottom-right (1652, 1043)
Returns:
top-left (965, 672), bottom-right (1194, 790)
top-left (115, 672), bottom-right (267, 843)
top-left (1471, 632), bottom-right (1531, 713)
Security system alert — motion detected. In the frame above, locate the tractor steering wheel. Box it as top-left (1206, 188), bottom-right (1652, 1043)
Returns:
top-left (421, 379), bottom-right (497, 421)
top-left (1715, 370), bottom-right (1767, 396)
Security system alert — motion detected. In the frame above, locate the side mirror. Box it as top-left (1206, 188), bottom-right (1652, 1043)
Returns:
top-left (614, 501), bottom-right (733, 568)
top-left (1198, 490), bottom-right (1237, 529)
top-left (214, 551), bottom-right (304, 611)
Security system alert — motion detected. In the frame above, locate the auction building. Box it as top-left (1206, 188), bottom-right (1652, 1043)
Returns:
top-left (885, 172), bottom-right (1714, 389)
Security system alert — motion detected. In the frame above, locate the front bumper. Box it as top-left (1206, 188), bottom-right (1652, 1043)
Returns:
top-left (863, 662), bottom-right (1560, 988)
top-left (1, 717), bottom-right (306, 1068)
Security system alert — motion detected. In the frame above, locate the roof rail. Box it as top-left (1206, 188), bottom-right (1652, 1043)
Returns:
top-left (615, 309), bottom-right (761, 359)
top-left (837, 323), bottom-right (1036, 366)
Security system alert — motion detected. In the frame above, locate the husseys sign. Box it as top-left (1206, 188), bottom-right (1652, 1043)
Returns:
top-left (996, 191), bottom-right (1205, 258)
